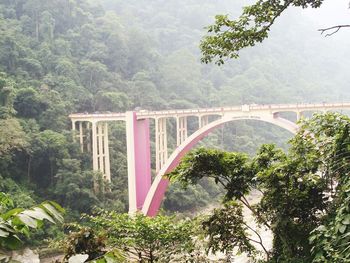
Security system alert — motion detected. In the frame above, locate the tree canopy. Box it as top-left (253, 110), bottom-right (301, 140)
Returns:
top-left (169, 113), bottom-right (350, 262)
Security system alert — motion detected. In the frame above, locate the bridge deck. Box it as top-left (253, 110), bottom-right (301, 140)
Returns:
top-left (69, 102), bottom-right (350, 122)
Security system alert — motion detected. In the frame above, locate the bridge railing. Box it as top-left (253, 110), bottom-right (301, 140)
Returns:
top-left (69, 102), bottom-right (350, 120)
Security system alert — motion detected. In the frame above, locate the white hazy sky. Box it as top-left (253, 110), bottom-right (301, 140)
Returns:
top-left (303, 0), bottom-right (349, 27)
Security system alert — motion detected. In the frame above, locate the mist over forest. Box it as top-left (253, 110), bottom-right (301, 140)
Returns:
top-left (0, 0), bottom-right (350, 262)
top-left (105, 0), bottom-right (350, 102)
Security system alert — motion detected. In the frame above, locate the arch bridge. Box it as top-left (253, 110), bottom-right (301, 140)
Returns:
top-left (69, 102), bottom-right (350, 216)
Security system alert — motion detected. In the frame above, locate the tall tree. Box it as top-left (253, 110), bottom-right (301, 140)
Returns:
top-left (169, 113), bottom-right (350, 262)
top-left (87, 211), bottom-right (198, 262)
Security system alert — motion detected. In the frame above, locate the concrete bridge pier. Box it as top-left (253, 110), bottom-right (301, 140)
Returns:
top-left (92, 121), bottom-right (111, 181)
top-left (176, 116), bottom-right (188, 146)
top-left (155, 117), bottom-right (168, 173)
top-left (72, 120), bottom-right (111, 182)
top-left (199, 115), bottom-right (209, 128)
top-left (126, 112), bottom-right (152, 213)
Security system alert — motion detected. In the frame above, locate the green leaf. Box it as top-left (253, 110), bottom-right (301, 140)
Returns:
top-left (0, 228), bottom-right (9, 237)
top-left (41, 203), bottom-right (64, 223)
top-left (68, 254), bottom-right (89, 263)
top-left (1, 208), bottom-right (23, 220)
top-left (0, 222), bottom-right (14, 233)
top-left (104, 251), bottom-right (125, 263)
top-left (92, 259), bottom-right (106, 263)
top-left (342, 215), bottom-right (350, 225)
top-left (21, 207), bottom-right (55, 223)
top-left (16, 214), bottom-right (38, 228)
top-left (46, 201), bottom-right (65, 213)
top-left (339, 225), bottom-right (347, 234)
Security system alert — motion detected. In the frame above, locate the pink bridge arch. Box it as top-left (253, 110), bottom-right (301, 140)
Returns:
top-left (141, 115), bottom-right (298, 216)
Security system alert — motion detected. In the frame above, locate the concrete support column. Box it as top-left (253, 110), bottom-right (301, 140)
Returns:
top-left (103, 122), bottom-right (111, 182)
top-left (91, 121), bottom-right (98, 172)
top-left (155, 117), bottom-right (168, 173)
top-left (97, 123), bottom-right (104, 174)
top-left (90, 121), bottom-right (111, 183)
top-left (296, 111), bottom-right (304, 122)
top-left (79, 122), bottom-right (84, 152)
top-left (87, 122), bottom-right (91, 152)
top-left (72, 120), bottom-right (76, 142)
top-left (126, 112), bottom-right (152, 213)
top-left (176, 116), bottom-right (187, 146)
top-left (199, 115), bottom-right (209, 128)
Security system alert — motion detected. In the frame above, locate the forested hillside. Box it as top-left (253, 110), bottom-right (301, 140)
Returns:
top-left (0, 0), bottom-right (349, 217)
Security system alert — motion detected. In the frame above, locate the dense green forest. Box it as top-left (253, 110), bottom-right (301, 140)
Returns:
top-left (0, 0), bottom-right (350, 251)
top-left (0, 0), bottom-right (349, 213)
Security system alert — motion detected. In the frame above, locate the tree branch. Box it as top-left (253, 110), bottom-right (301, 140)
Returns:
top-left (318, 25), bottom-right (350, 37)
top-left (247, 237), bottom-right (261, 244)
top-left (240, 195), bottom-right (271, 229)
top-left (243, 222), bottom-right (270, 259)
top-left (263, 0), bottom-right (294, 31)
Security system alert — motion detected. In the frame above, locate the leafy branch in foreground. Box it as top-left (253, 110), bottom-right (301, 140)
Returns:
top-left (53, 224), bottom-right (125, 263)
top-left (85, 210), bottom-right (200, 263)
top-left (200, 0), bottom-right (326, 65)
top-left (202, 201), bottom-right (260, 257)
top-left (0, 192), bottom-right (64, 251)
top-left (309, 117), bottom-right (350, 262)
